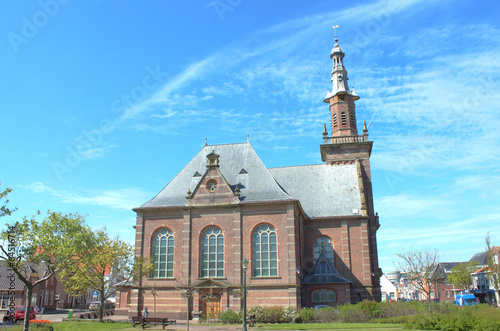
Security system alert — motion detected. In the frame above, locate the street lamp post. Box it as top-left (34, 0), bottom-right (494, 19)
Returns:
top-left (241, 259), bottom-right (249, 331)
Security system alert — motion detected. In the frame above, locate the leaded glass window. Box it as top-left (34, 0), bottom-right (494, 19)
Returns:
top-left (152, 228), bottom-right (174, 278)
top-left (201, 226), bottom-right (224, 278)
top-left (312, 289), bottom-right (336, 303)
top-left (313, 236), bottom-right (334, 263)
top-left (252, 223), bottom-right (278, 277)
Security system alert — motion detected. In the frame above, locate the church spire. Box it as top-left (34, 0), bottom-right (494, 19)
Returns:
top-left (323, 26), bottom-right (359, 137)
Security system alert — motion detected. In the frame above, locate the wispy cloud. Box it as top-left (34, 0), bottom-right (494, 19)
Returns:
top-left (25, 182), bottom-right (152, 210)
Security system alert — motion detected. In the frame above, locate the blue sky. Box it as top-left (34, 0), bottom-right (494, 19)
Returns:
top-left (1, 0), bottom-right (499, 273)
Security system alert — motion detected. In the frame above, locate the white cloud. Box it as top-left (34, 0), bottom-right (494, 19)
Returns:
top-left (25, 182), bottom-right (152, 210)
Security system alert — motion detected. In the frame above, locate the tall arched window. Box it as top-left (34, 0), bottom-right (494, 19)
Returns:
top-left (252, 223), bottom-right (278, 277)
top-left (313, 236), bottom-right (334, 263)
top-left (312, 289), bottom-right (336, 303)
top-left (201, 226), bottom-right (224, 278)
top-left (152, 228), bottom-right (174, 278)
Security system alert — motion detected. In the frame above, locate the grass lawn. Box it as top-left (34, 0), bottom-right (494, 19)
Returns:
top-left (254, 323), bottom-right (403, 330)
top-left (10, 321), bottom-right (134, 330)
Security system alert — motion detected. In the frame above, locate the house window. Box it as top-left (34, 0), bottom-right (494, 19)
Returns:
top-left (312, 289), bottom-right (336, 303)
top-left (332, 114), bottom-right (338, 127)
top-left (1, 293), bottom-right (8, 308)
top-left (446, 291), bottom-right (449, 298)
top-left (313, 236), bottom-right (334, 263)
top-left (350, 111), bottom-right (356, 126)
top-left (201, 226), bottom-right (224, 278)
top-left (67, 293), bottom-right (72, 304)
top-left (152, 228), bottom-right (175, 278)
top-left (252, 223), bottom-right (278, 277)
top-left (494, 255), bottom-right (499, 265)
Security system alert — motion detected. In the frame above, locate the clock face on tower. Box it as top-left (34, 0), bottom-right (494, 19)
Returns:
top-left (206, 179), bottom-right (219, 192)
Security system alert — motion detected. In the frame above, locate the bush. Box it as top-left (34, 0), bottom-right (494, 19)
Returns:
top-left (403, 304), bottom-right (500, 331)
top-left (218, 309), bottom-right (242, 324)
top-left (248, 305), bottom-right (284, 324)
top-left (298, 307), bottom-right (314, 323)
top-left (314, 306), bottom-right (339, 323)
top-left (282, 305), bottom-right (299, 323)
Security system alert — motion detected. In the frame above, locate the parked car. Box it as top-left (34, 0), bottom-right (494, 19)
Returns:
top-left (314, 305), bottom-right (331, 309)
top-left (88, 300), bottom-right (114, 311)
top-left (3, 306), bottom-right (37, 324)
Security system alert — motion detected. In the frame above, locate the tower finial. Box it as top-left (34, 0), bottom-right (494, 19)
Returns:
top-left (332, 25), bottom-right (339, 43)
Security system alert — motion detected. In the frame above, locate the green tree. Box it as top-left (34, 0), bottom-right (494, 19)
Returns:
top-left (396, 247), bottom-right (439, 313)
top-left (59, 227), bottom-right (151, 322)
top-left (485, 233), bottom-right (500, 307)
top-left (0, 185), bottom-right (16, 217)
top-left (447, 260), bottom-right (480, 292)
top-left (0, 210), bottom-right (88, 331)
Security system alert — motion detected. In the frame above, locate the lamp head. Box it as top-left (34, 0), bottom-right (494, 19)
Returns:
top-left (241, 259), bottom-right (249, 271)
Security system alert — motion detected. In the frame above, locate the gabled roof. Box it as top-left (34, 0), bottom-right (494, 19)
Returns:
top-left (139, 142), bottom-right (363, 218)
top-left (303, 246), bottom-right (351, 284)
top-left (269, 164), bottom-right (361, 218)
top-left (429, 262), bottom-right (460, 279)
top-left (470, 252), bottom-right (487, 265)
top-left (0, 260), bottom-right (31, 290)
top-left (140, 143), bottom-right (292, 208)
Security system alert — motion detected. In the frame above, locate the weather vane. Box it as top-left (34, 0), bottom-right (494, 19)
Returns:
top-left (332, 25), bottom-right (339, 40)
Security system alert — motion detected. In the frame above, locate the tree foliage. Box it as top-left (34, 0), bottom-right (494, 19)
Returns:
top-left (58, 227), bottom-right (151, 322)
top-left (396, 247), bottom-right (439, 313)
top-left (0, 185), bottom-right (16, 218)
top-left (447, 260), bottom-right (480, 291)
top-left (485, 233), bottom-right (500, 307)
top-left (0, 208), bottom-right (88, 331)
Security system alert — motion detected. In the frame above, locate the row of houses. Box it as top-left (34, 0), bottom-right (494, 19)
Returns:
top-left (381, 247), bottom-right (500, 305)
top-left (0, 260), bottom-right (112, 313)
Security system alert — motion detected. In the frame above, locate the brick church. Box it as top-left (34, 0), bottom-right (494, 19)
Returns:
top-left (118, 33), bottom-right (382, 319)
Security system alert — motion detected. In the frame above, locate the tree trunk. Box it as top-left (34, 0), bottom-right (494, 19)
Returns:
top-left (99, 291), bottom-right (105, 322)
top-left (23, 285), bottom-right (33, 331)
top-left (495, 289), bottom-right (500, 307)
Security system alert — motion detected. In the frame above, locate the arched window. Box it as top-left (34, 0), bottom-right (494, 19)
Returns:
top-left (152, 228), bottom-right (174, 278)
top-left (252, 224), bottom-right (278, 277)
top-left (201, 226), bottom-right (224, 278)
top-left (312, 289), bottom-right (336, 303)
top-left (313, 236), bottom-right (334, 263)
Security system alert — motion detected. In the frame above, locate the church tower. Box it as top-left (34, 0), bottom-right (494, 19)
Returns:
top-left (320, 28), bottom-right (382, 301)
top-left (320, 29), bottom-right (373, 177)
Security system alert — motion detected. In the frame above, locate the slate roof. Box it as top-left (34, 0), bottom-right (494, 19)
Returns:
top-left (429, 262), bottom-right (460, 279)
top-left (470, 252), bottom-right (487, 265)
top-left (141, 143), bottom-right (292, 208)
top-left (141, 142), bottom-right (362, 218)
top-left (303, 246), bottom-right (351, 284)
top-left (0, 260), bottom-right (28, 290)
top-left (269, 164), bottom-right (361, 218)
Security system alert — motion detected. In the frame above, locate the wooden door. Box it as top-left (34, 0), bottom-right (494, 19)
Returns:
top-left (201, 292), bottom-right (221, 319)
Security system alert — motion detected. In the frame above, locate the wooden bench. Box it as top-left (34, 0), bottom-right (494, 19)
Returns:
top-left (132, 316), bottom-right (176, 329)
top-left (247, 314), bottom-right (256, 327)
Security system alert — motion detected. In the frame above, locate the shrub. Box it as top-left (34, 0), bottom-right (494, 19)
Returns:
top-left (298, 307), bottom-right (314, 323)
top-left (249, 305), bottom-right (284, 323)
top-left (282, 305), bottom-right (299, 323)
top-left (314, 306), bottom-right (338, 323)
top-left (218, 309), bottom-right (242, 324)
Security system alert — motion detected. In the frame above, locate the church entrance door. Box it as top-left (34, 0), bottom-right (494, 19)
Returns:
top-left (200, 290), bottom-right (221, 319)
